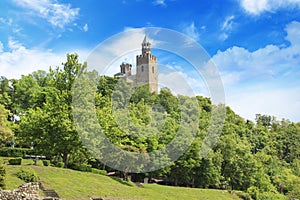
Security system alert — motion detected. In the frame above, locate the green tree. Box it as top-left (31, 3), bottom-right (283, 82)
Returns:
top-left (19, 53), bottom-right (86, 167)
top-left (0, 104), bottom-right (13, 146)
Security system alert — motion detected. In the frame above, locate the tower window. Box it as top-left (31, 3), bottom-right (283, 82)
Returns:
top-left (142, 66), bottom-right (144, 72)
top-left (152, 66), bottom-right (154, 73)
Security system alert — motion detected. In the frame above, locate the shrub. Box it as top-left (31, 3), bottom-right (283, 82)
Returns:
top-left (79, 164), bottom-right (92, 172)
top-left (0, 147), bottom-right (33, 157)
top-left (235, 191), bottom-right (252, 200)
top-left (91, 168), bottom-right (107, 175)
top-left (8, 157), bottom-right (22, 165)
top-left (68, 163), bottom-right (92, 172)
top-left (257, 192), bottom-right (286, 200)
top-left (0, 164), bottom-right (6, 189)
top-left (55, 162), bottom-right (64, 168)
top-left (16, 167), bottom-right (38, 183)
top-left (42, 160), bottom-right (50, 166)
top-left (247, 186), bottom-right (259, 200)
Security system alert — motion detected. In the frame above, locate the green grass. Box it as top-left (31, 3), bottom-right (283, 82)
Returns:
top-left (1, 157), bottom-right (241, 200)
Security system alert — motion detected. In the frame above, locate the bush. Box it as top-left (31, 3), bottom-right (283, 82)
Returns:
top-left (79, 164), bottom-right (92, 172)
top-left (0, 147), bottom-right (33, 157)
top-left (42, 160), bottom-right (50, 166)
top-left (8, 157), bottom-right (22, 165)
top-left (235, 191), bottom-right (252, 200)
top-left (91, 168), bottom-right (107, 175)
top-left (0, 164), bottom-right (6, 189)
top-left (16, 167), bottom-right (38, 183)
top-left (68, 163), bottom-right (92, 172)
top-left (257, 192), bottom-right (286, 200)
top-left (55, 162), bottom-right (64, 168)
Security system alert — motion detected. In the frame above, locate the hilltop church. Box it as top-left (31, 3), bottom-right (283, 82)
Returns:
top-left (114, 36), bottom-right (158, 94)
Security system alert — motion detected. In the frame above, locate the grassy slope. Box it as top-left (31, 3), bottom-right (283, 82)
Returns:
top-left (2, 158), bottom-right (240, 200)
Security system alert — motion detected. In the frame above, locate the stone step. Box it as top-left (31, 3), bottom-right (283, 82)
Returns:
top-left (43, 190), bottom-right (60, 198)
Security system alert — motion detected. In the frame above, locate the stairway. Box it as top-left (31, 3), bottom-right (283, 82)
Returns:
top-left (39, 182), bottom-right (60, 198)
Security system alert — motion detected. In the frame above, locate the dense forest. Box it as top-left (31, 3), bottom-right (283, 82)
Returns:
top-left (0, 53), bottom-right (300, 199)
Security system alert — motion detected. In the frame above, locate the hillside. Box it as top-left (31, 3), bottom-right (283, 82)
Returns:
top-left (3, 159), bottom-right (240, 200)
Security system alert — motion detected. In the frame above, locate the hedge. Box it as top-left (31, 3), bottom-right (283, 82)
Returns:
top-left (42, 160), bottom-right (50, 166)
top-left (0, 164), bottom-right (5, 189)
top-left (68, 163), bottom-right (92, 172)
top-left (0, 147), bottom-right (34, 158)
top-left (8, 157), bottom-right (22, 165)
top-left (55, 162), bottom-right (64, 168)
top-left (16, 167), bottom-right (38, 183)
top-left (91, 168), bottom-right (107, 175)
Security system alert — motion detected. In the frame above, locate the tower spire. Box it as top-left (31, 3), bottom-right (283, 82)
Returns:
top-left (142, 35), bottom-right (151, 54)
top-left (143, 35), bottom-right (149, 44)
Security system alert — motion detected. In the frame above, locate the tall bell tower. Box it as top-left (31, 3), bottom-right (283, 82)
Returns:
top-left (136, 35), bottom-right (158, 94)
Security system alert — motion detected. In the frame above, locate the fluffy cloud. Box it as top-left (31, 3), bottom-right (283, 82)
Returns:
top-left (227, 85), bottom-right (300, 122)
top-left (87, 27), bottom-right (147, 75)
top-left (12, 0), bottom-right (79, 28)
top-left (241, 0), bottom-right (300, 15)
top-left (0, 38), bottom-right (88, 79)
top-left (212, 21), bottom-right (300, 121)
top-left (158, 65), bottom-right (208, 96)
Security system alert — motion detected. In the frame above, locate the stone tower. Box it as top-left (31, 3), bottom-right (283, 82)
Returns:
top-left (136, 35), bottom-right (158, 94)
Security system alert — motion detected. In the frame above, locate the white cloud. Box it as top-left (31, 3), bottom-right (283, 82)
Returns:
top-left (153, 0), bottom-right (166, 6)
top-left (83, 24), bottom-right (88, 32)
top-left (240, 0), bottom-right (300, 15)
top-left (219, 15), bottom-right (235, 41)
top-left (87, 28), bottom-right (147, 76)
top-left (222, 15), bottom-right (235, 31)
top-left (12, 0), bottom-right (79, 28)
top-left (182, 22), bottom-right (200, 41)
top-left (219, 33), bottom-right (229, 41)
top-left (159, 72), bottom-right (195, 96)
top-left (8, 37), bottom-right (23, 50)
top-left (0, 41), bottom-right (3, 53)
top-left (0, 38), bottom-right (88, 79)
top-left (227, 86), bottom-right (300, 122)
top-left (211, 21), bottom-right (300, 121)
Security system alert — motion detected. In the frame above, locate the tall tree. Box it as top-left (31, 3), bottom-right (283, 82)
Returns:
top-left (19, 53), bottom-right (86, 167)
top-left (0, 104), bottom-right (13, 146)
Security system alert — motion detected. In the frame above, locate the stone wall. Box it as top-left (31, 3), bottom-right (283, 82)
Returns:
top-left (0, 182), bottom-right (61, 200)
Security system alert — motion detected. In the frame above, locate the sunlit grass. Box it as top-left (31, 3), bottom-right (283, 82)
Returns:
top-left (1, 157), bottom-right (240, 200)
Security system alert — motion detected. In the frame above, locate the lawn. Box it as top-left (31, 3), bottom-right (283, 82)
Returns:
top-left (1, 157), bottom-right (241, 200)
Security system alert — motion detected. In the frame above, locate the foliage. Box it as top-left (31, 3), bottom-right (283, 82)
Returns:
top-left (68, 163), bottom-right (92, 172)
top-left (0, 104), bottom-right (13, 146)
top-left (0, 147), bottom-right (33, 157)
top-left (55, 162), bottom-right (65, 168)
top-left (0, 163), bottom-right (6, 189)
top-left (8, 157), bottom-right (22, 165)
top-left (4, 53), bottom-right (300, 199)
top-left (16, 167), bottom-right (38, 182)
top-left (18, 53), bottom-right (87, 168)
top-left (42, 160), bottom-right (50, 166)
top-left (91, 168), bottom-right (107, 175)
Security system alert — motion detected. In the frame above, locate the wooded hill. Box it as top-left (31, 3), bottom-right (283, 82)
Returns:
top-left (0, 54), bottom-right (299, 200)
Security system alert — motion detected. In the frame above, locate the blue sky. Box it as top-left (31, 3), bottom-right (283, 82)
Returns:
top-left (0, 0), bottom-right (300, 122)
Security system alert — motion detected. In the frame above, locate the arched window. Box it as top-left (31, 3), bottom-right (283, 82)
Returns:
top-left (141, 66), bottom-right (144, 72)
top-left (152, 66), bottom-right (154, 73)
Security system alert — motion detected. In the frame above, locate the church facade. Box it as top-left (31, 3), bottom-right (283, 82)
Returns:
top-left (114, 36), bottom-right (158, 94)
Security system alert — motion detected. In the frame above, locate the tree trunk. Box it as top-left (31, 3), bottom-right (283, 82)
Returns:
top-left (62, 151), bottom-right (69, 168)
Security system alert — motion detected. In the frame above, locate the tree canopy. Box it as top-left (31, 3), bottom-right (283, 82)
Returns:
top-left (0, 53), bottom-right (299, 199)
